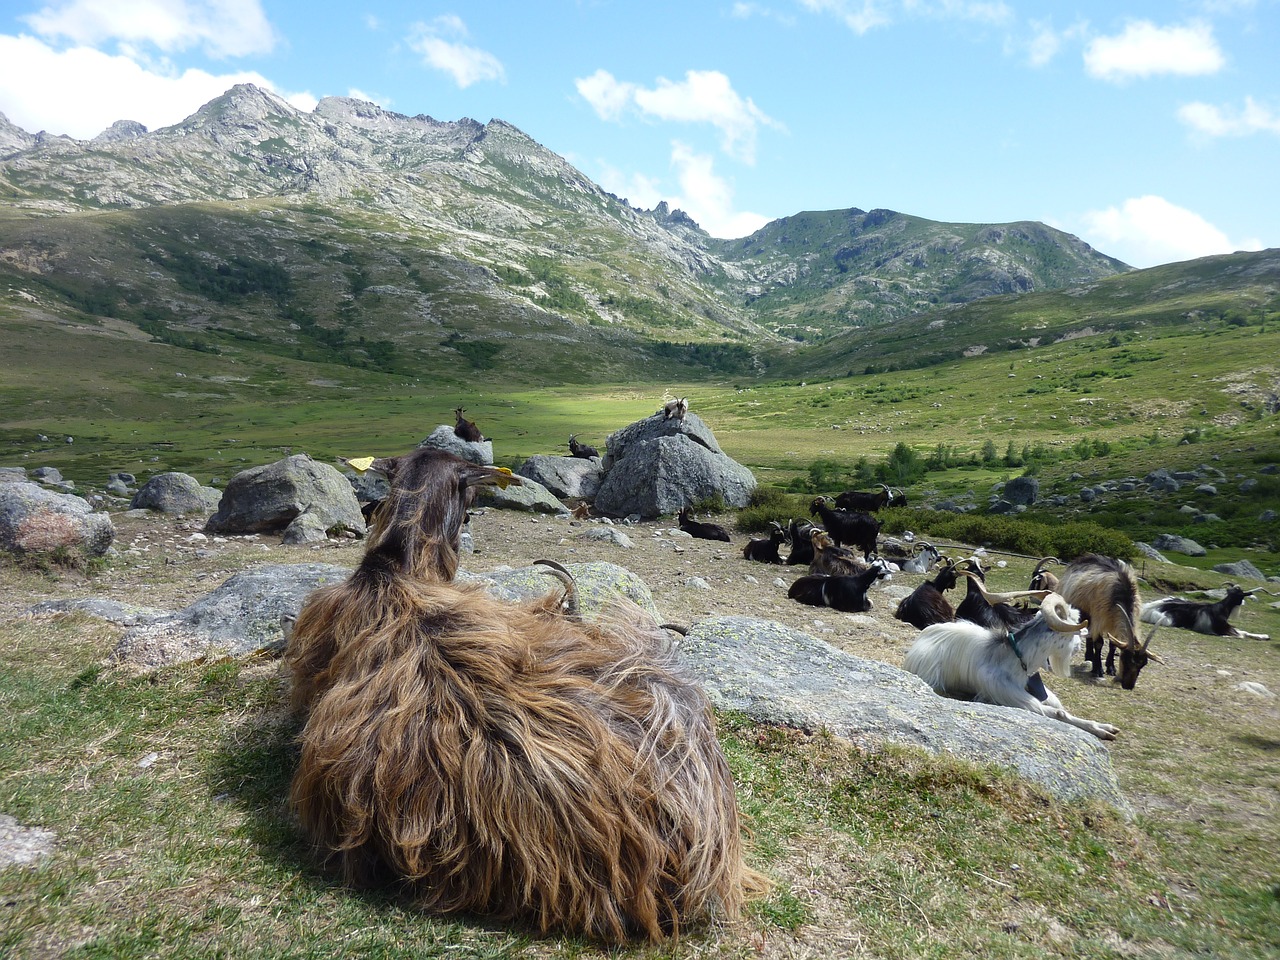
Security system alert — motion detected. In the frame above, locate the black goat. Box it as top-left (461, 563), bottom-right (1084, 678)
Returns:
top-left (1141, 584), bottom-right (1271, 640)
top-left (568, 434), bottom-right (599, 459)
top-left (742, 522), bottom-right (787, 563)
top-left (893, 557), bottom-right (964, 629)
top-left (788, 559), bottom-right (891, 613)
top-left (453, 407), bottom-right (484, 443)
top-left (955, 559), bottom-right (1039, 632)
top-left (834, 483), bottom-right (900, 513)
top-left (809, 498), bottom-right (881, 557)
top-left (785, 519), bottom-right (818, 566)
top-left (678, 506), bottom-right (731, 543)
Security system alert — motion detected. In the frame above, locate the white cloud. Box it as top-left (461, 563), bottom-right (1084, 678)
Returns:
top-left (1083, 20), bottom-right (1224, 82)
top-left (0, 34), bottom-right (311, 138)
top-left (1023, 18), bottom-right (1088, 67)
top-left (1080, 195), bottom-right (1262, 268)
top-left (594, 143), bottom-right (769, 239)
top-left (407, 15), bottom-right (505, 89)
top-left (574, 69), bottom-right (780, 164)
top-left (576, 69), bottom-right (634, 122)
top-left (21, 0), bottom-right (277, 59)
top-left (1178, 96), bottom-right (1280, 137)
top-left (347, 88), bottom-right (391, 109)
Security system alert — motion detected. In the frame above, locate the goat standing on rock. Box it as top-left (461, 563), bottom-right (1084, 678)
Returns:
top-left (285, 447), bottom-right (767, 942)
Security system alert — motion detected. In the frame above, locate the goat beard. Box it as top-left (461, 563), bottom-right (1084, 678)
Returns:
top-left (285, 576), bottom-right (769, 942)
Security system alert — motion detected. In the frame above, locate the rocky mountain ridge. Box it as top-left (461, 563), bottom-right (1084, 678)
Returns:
top-left (0, 84), bottom-right (1130, 352)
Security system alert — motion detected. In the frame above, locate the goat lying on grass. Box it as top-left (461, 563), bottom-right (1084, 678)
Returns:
top-left (1141, 584), bottom-right (1272, 640)
top-left (286, 447), bottom-right (767, 943)
top-left (678, 506), bottom-right (731, 542)
top-left (904, 592), bottom-right (1119, 741)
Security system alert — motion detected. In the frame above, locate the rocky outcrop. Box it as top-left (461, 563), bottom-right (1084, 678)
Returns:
top-left (516, 455), bottom-right (602, 500)
top-left (130, 472), bottom-right (221, 516)
top-left (594, 412), bottom-right (756, 519)
top-left (205, 455), bottom-right (365, 540)
top-left (680, 616), bottom-right (1130, 811)
top-left (0, 482), bottom-right (114, 558)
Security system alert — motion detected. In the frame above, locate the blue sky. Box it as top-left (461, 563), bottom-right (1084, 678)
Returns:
top-left (1, 1), bottom-right (1276, 268)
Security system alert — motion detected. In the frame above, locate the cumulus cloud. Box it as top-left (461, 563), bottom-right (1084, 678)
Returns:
top-left (1083, 20), bottom-right (1224, 82)
top-left (1080, 195), bottom-right (1262, 268)
top-left (407, 15), bottom-right (505, 89)
top-left (592, 143), bottom-right (769, 239)
top-left (575, 69), bottom-right (779, 164)
top-left (1178, 96), bottom-right (1280, 137)
top-left (20, 0), bottom-right (277, 59)
top-left (0, 33), bottom-right (313, 138)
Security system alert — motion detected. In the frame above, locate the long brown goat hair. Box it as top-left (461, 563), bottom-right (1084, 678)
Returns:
top-left (285, 447), bottom-right (767, 942)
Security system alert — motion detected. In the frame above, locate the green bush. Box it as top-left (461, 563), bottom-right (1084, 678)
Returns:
top-left (878, 507), bottom-right (1136, 560)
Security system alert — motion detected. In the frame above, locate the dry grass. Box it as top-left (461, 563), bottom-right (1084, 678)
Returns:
top-left (1, 508), bottom-right (1278, 958)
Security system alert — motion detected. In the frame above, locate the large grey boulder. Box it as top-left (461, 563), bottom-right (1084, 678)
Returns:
top-left (1212, 559), bottom-right (1267, 581)
top-left (418, 424), bottom-right (493, 465)
top-left (0, 482), bottom-right (114, 558)
top-left (205, 455), bottom-right (365, 540)
top-left (109, 563), bottom-right (351, 669)
top-left (594, 413), bottom-right (755, 519)
top-left (517, 455), bottom-right (602, 500)
top-left (1003, 476), bottom-right (1039, 505)
top-left (130, 472), bottom-right (221, 515)
top-left (472, 475), bottom-right (566, 514)
top-left (1151, 533), bottom-right (1207, 557)
top-left (680, 616), bottom-right (1130, 811)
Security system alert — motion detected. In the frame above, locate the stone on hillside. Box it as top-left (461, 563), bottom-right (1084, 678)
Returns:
top-left (0, 467), bottom-right (27, 484)
top-left (680, 616), bottom-right (1129, 811)
top-left (0, 815), bottom-right (56, 868)
top-left (205, 455), bottom-right (365, 539)
top-left (130, 472), bottom-right (221, 515)
top-left (1151, 533), bottom-right (1207, 557)
top-left (594, 413), bottom-right (755, 519)
top-left (418, 425), bottom-right (493, 465)
top-left (516, 455), bottom-right (602, 500)
top-left (0, 482), bottom-right (114, 558)
top-left (1212, 560), bottom-right (1267, 581)
top-left (31, 467), bottom-right (63, 484)
top-left (1146, 469), bottom-right (1181, 493)
top-left (1134, 542), bottom-right (1171, 564)
top-left (473, 475), bottom-right (567, 514)
top-left (110, 563), bottom-right (351, 668)
top-left (1003, 476), bottom-right (1039, 505)
top-left (573, 526), bottom-right (635, 549)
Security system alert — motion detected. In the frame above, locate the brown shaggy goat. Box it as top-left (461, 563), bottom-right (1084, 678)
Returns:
top-left (285, 447), bottom-right (766, 943)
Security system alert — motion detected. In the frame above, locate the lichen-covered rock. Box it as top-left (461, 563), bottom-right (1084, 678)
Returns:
top-left (472, 475), bottom-right (567, 514)
top-left (516, 454), bottom-right (602, 500)
top-left (461, 560), bottom-right (661, 621)
top-left (110, 563), bottom-right (351, 668)
top-left (679, 615), bottom-right (1131, 812)
top-left (130, 472), bottom-right (221, 515)
top-left (0, 482), bottom-right (114, 558)
top-left (205, 455), bottom-right (364, 538)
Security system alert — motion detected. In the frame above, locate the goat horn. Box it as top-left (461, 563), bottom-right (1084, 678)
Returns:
top-left (534, 559), bottom-right (579, 619)
top-left (659, 622), bottom-right (689, 636)
top-left (1040, 592), bottom-right (1088, 633)
top-left (961, 572), bottom-right (1053, 607)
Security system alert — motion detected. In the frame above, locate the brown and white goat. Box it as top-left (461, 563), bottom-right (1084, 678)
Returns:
top-left (1056, 553), bottom-right (1159, 689)
top-left (285, 447), bottom-right (766, 942)
top-left (808, 528), bottom-right (867, 577)
top-left (661, 397), bottom-right (689, 421)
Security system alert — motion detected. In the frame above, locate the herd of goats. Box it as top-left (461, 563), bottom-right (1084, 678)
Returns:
top-left (274, 405), bottom-right (1274, 944)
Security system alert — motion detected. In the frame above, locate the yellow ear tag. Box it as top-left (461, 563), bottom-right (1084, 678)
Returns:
top-left (345, 456), bottom-right (376, 473)
top-left (494, 466), bottom-right (515, 489)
